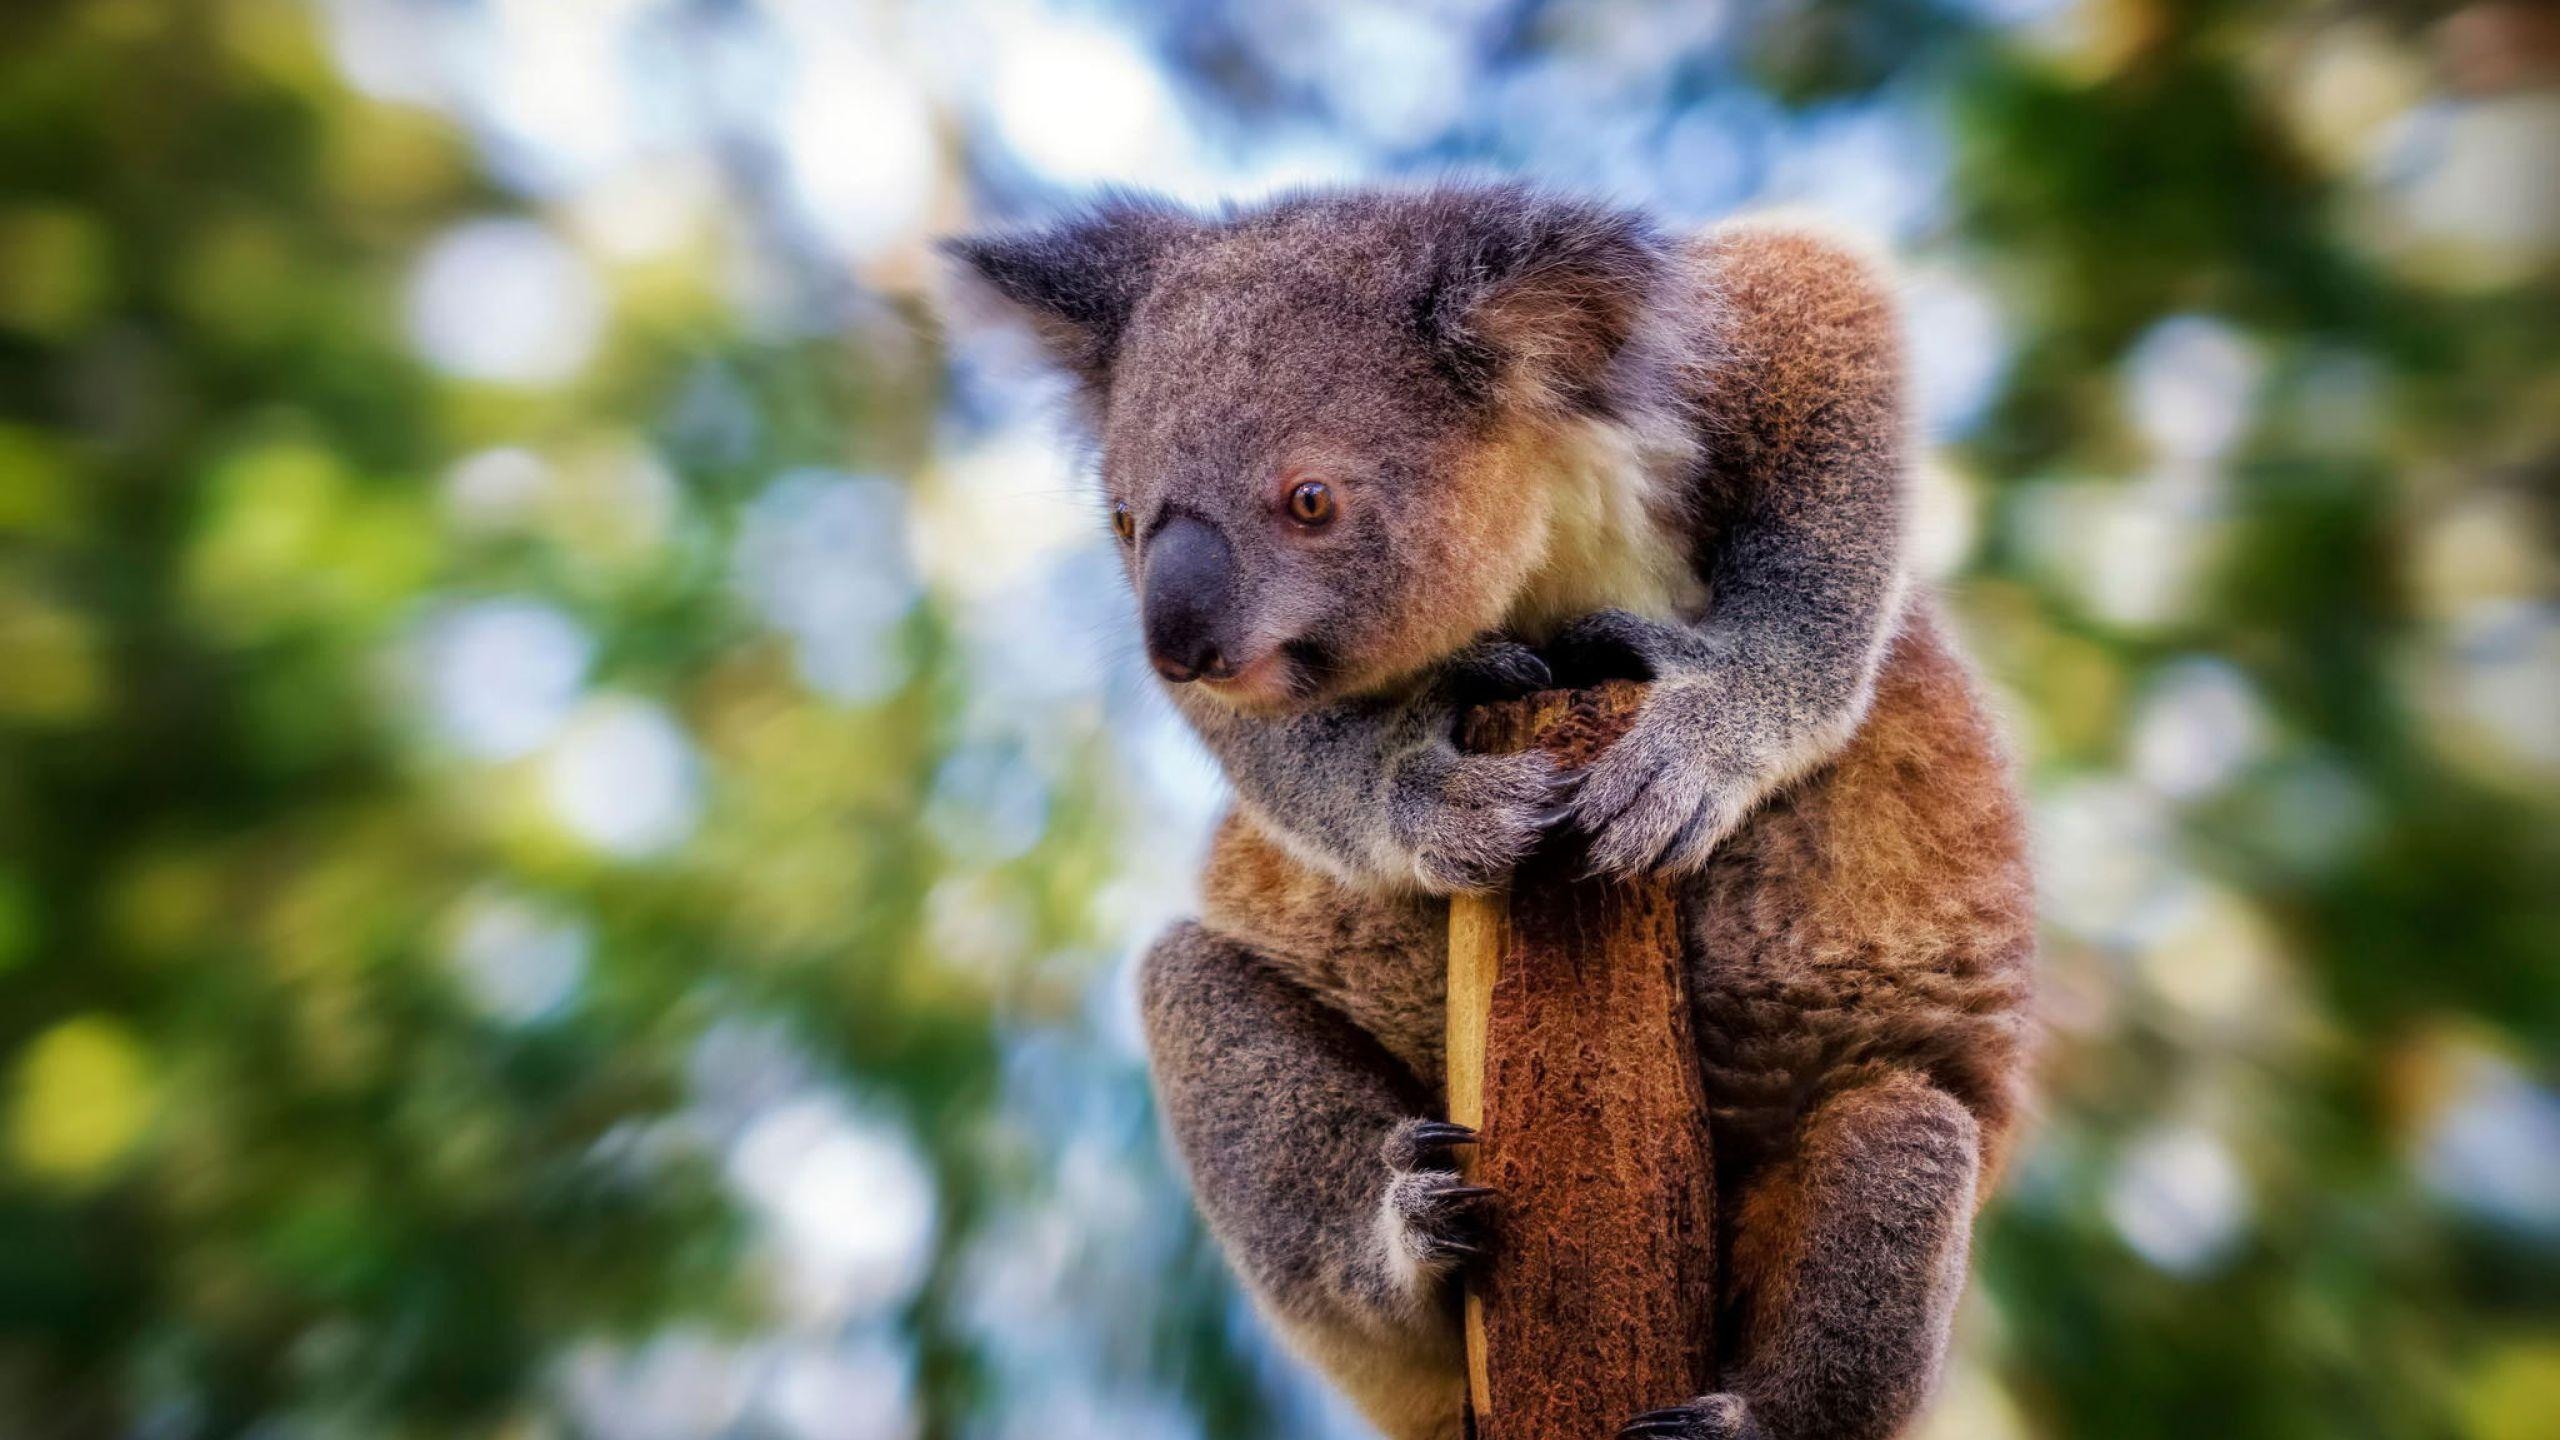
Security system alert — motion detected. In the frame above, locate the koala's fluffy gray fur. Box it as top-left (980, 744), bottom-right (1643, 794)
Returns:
top-left (945, 182), bottom-right (2036, 1440)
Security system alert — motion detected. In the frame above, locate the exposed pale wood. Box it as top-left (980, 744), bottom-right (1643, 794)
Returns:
top-left (1444, 887), bottom-right (1503, 1417)
top-left (1446, 681), bottom-right (1718, 1440)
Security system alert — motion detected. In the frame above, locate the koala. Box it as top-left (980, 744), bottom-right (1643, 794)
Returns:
top-left (944, 183), bottom-right (2036, 1440)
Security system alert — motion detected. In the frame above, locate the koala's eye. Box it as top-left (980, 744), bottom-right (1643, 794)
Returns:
top-left (1286, 480), bottom-right (1336, 528)
top-left (1111, 502), bottom-right (1135, 542)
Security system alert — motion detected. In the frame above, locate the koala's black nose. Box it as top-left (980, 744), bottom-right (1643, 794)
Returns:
top-left (1142, 514), bottom-right (1238, 684)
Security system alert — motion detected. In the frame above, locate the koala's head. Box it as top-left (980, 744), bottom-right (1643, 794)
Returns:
top-left (943, 183), bottom-right (1686, 713)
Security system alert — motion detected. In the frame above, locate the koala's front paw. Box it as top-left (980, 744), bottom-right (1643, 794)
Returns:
top-left (1618, 1395), bottom-right (1762, 1440)
top-left (1385, 743), bottom-right (1571, 894)
top-left (1440, 637), bottom-right (1555, 706)
top-left (1542, 607), bottom-right (1717, 689)
top-left (1567, 680), bottom-right (1758, 878)
top-left (1377, 1119), bottom-right (1493, 1293)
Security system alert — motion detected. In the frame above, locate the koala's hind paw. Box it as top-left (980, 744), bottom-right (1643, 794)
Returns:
top-left (1385, 1171), bottom-right (1494, 1266)
top-left (1378, 1119), bottom-right (1493, 1286)
top-left (1618, 1395), bottom-right (1761, 1440)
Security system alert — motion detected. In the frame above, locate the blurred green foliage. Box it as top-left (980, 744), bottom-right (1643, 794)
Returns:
top-left (0, 1), bottom-right (2554, 1438)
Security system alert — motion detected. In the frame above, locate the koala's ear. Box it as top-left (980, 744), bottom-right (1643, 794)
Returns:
top-left (1419, 192), bottom-right (1672, 414)
top-left (938, 193), bottom-right (1204, 393)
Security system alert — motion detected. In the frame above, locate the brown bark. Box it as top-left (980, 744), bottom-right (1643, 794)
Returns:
top-left (1446, 681), bottom-right (1718, 1439)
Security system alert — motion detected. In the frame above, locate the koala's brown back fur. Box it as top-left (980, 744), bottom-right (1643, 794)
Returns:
top-left (1200, 598), bottom-right (2035, 1202)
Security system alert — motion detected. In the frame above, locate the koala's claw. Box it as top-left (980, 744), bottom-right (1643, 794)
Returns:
top-left (1542, 608), bottom-right (1679, 687)
top-left (1442, 638), bottom-right (1554, 707)
top-left (1388, 1120), bottom-right (1479, 1164)
top-left (1380, 1118), bottom-right (1497, 1282)
top-left (1616, 1395), bottom-right (1760, 1440)
top-left (1383, 1116), bottom-right (1479, 1170)
top-left (1382, 1169), bottom-right (1497, 1275)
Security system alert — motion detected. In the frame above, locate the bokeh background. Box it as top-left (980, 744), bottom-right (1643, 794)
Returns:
top-left (1, 0), bottom-right (2555, 1436)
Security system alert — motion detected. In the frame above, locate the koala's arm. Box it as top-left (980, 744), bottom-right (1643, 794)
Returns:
top-left (1175, 641), bottom-right (1563, 895)
top-left (1559, 224), bottom-right (1909, 877)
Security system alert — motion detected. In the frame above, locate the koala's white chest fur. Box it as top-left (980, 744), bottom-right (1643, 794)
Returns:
top-left (1501, 416), bottom-right (1706, 643)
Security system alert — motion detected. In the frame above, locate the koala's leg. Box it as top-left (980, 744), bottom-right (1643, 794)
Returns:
top-left (1626, 1071), bottom-right (1980, 1440)
top-left (1139, 920), bottom-right (1474, 1440)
